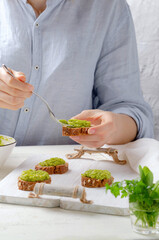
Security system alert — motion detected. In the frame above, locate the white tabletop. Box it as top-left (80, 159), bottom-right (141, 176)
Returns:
top-left (0, 145), bottom-right (158, 240)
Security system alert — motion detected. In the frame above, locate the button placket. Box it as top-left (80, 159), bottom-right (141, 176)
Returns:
top-left (12, 5), bottom-right (49, 145)
top-left (13, 21), bottom-right (42, 145)
top-left (24, 108), bottom-right (30, 113)
top-left (33, 18), bottom-right (42, 80)
top-left (35, 65), bottom-right (39, 70)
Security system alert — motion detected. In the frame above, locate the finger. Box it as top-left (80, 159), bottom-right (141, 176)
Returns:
top-left (88, 119), bottom-right (115, 135)
top-left (7, 68), bottom-right (26, 82)
top-left (0, 80), bottom-right (33, 98)
top-left (0, 67), bottom-right (33, 92)
top-left (13, 70), bottom-right (26, 82)
top-left (5, 76), bottom-right (33, 92)
top-left (0, 99), bottom-right (24, 110)
top-left (70, 133), bottom-right (105, 142)
top-left (87, 124), bottom-right (106, 135)
top-left (69, 138), bottom-right (105, 148)
top-left (73, 109), bottom-right (101, 120)
top-left (0, 91), bottom-right (26, 106)
top-left (73, 110), bottom-right (102, 125)
top-left (6, 68), bottom-right (26, 82)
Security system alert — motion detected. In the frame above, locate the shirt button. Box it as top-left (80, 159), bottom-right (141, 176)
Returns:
top-left (24, 108), bottom-right (30, 113)
top-left (35, 65), bottom-right (39, 70)
top-left (35, 23), bottom-right (39, 27)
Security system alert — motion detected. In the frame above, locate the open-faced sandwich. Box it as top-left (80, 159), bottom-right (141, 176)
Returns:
top-left (81, 169), bottom-right (114, 188)
top-left (35, 157), bottom-right (68, 174)
top-left (59, 119), bottom-right (91, 136)
top-left (18, 169), bottom-right (51, 191)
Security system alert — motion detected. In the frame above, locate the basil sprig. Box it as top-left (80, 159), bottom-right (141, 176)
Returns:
top-left (106, 166), bottom-right (159, 228)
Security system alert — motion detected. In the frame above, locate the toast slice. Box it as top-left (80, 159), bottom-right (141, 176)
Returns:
top-left (35, 162), bottom-right (68, 174)
top-left (62, 126), bottom-right (89, 136)
top-left (81, 175), bottom-right (114, 188)
top-left (18, 177), bottom-right (51, 191)
top-left (60, 119), bottom-right (91, 136)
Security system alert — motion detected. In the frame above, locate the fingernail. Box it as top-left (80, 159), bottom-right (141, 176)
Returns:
top-left (88, 128), bottom-right (95, 134)
top-left (18, 75), bottom-right (25, 80)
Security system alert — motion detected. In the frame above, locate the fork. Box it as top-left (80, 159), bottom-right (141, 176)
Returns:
top-left (2, 64), bottom-right (69, 126)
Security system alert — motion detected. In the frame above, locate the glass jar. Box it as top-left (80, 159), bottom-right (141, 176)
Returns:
top-left (129, 201), bottom-right (159, 235)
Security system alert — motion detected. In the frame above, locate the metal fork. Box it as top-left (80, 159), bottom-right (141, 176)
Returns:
top-left (2, 64), bottom-right (69, 126)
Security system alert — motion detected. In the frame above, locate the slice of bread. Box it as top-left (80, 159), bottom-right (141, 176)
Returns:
top-left (35, 162), bottom-right (68, 174)
top-left (18, 177), bottom-right (51, 191)
top-left (62, 126), bottom-right (89, 136)
top-left (81, 175), bottom-right (114, 188)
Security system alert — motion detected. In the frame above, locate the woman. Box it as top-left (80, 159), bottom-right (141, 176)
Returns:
top-left (0, 0), bottom-right (154, 147)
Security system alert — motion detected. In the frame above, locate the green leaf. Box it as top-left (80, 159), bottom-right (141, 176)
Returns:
top-left (142, 166), bottom-right (153, 187)
top-left (139, 165), bottom-right (153, 187)
top-left (105, 183), bottom-right (111, 192)
top-left (153, 181), bottom-right (159, 194)
top-left (139, 165), bottom-right (145, 181)
top-left (105, 182), bottom-right (122, 198)
top-left (121, 190), bottom-right (128, 198)
top-left (151, 181), bottom-right (159, 198)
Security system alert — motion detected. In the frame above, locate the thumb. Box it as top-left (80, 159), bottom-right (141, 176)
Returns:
top-left (12, 70), bottom-right (26, 82)
top-left (73, 110), bottom-right (101, 120)
top-left (72, 109), bottom-right (103, 126)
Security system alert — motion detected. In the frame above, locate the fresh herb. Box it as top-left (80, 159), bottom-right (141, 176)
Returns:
top-left (105, 166), bottom-right (159, 228)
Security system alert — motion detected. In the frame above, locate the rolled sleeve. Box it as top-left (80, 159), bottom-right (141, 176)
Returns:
top-left (93, 0), bottom-right (154, 139)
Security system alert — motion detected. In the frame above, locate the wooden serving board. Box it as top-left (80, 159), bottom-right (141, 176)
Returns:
top-left (0, 152), bottom-right (138, 215)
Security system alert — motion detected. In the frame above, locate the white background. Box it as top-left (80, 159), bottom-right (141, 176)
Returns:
top-left (127, 0), bottom-right (159, 140)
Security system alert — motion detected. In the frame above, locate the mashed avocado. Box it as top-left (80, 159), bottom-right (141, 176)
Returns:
top-left (59, 119), bottom-right (68, 125)
top-left (59, 119), bottom-right (91, 128)
top-left (0, 135), bottom-right (15, 146)
top-left (20, 169), bottom-right (50, 182)
top-left (81, 169), bottom-right (111, 180)
top-left (39, 157), bottom-right (65, 167)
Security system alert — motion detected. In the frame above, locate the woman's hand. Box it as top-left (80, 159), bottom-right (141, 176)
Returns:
top-left (70, 109), bottom-right (137, 148)
top-left (0, 67), bottom-right (33, 110)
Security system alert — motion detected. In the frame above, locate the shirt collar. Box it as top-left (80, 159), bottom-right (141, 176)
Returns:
top-left (20, 0), bottom-right (64, 8)
top-left (21, 0), bottom-right (28, 3)
top-left (20, 0), bottom-right (53, 6)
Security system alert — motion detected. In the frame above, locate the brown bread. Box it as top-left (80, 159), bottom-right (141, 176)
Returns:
top-left (62, 126), bottom-right (89, 136)
top-left (35, 162), bottom-right (68, 174)
top-left (18, 177), bottom-right (51, 191)
top-left (81, 175), bottom-right (114, 188)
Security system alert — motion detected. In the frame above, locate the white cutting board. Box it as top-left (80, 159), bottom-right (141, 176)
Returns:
top-left (0, 152), bottom-right (139, 215)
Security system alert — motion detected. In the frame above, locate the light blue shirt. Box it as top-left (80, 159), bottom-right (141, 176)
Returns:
top-left (0, 0), bottom-right (154, 146)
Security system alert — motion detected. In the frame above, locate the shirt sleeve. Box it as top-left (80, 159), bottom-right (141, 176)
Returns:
top-left (93, 0), bottom-right (154, 139)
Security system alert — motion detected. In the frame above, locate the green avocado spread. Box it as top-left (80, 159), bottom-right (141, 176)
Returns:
top-left (20, 169), bottom-right (50, 182)
top-left (39, 157), bottom-right (65, 167)
top-left (59, 119), bottom-right (91, 128)
top-left (81, 169), bottom-right (111, 180)
top-left (0, 135), bottom-right (15, 146)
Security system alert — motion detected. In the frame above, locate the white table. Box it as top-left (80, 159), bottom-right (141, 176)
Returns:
top-left (0, 145), bottom-right (158, 240)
